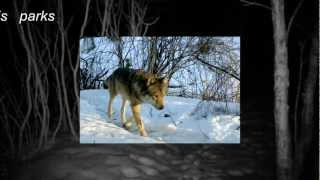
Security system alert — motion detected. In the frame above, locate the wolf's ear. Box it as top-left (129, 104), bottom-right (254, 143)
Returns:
top-left (146, 77), bottom-right (156, 85)
top-left (158, 77), bottom-right (168, 84)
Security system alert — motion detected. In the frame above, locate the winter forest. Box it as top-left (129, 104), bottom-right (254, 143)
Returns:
top-left (1, 0), bottom-right (316, 179)
top-left (79, 36), bottom-right (241, 143)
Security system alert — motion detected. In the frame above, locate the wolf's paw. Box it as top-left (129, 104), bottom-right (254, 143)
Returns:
top-left (122, 123), bottom-right (131, 130)
top-left (140, 131), bottom-right (148, 137)
top-left (107, 111), bottom-right (115, 118)
top-left (122, 118), bottom-right (132, 130)
top-left (123, 116), bottom-right (134, 130)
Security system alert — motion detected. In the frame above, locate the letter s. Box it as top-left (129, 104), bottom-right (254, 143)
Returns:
top-left (48, 13), bottom-right (55, 21)
top-left (1, 13), bottom-right (8, 21)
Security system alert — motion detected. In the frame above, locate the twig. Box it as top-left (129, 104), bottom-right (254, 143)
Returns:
top-left (240, 0), bottom-right (271, 10)
top-left (79, 0), bottom-right (91, 38)
top-left (166, 109), bottom-right (182, 127)
top-left (168, 85), bottom-right (185, 89)
top-left (293, 40), bottom-right (306, 145)
top-left (197, 120), bottom-right (211, 140)
top-left (287, 0), bottom-right (305, 37)
top-left (195, 56), bottom-right (240, 81)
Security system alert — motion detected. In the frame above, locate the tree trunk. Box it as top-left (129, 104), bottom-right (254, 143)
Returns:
top-left (294, 31), bottom-right (318, 179)
top-left (147, 37), bottom-right (158, 73)
top-left (271, 0), bottom-right (292, 179)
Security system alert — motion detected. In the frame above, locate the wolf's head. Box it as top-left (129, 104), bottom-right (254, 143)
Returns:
top-left (141, 76), bottom-right (168, 110)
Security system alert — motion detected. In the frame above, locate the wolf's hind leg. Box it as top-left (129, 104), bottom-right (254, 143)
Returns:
top-left (131, 104), bottom-right (148, 137)
top-left (120, 98), bottom-right (129, 129)
top-left (107, 92), bottom-right (116, 119)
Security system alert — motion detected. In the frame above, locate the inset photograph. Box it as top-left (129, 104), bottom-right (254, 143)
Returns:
top-left (80, 37), bottom-right (240, 143)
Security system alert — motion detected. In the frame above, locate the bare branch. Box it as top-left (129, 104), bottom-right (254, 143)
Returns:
top-left (240, 0), bottom-right (271, 10)
top-left (79, 0), bottom-right (91, 38)
top-left (287, 0), bottom-right (305, 37)
top-left (195, 56), bottom-right (240, 81)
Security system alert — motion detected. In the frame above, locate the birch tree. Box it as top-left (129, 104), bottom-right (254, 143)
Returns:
top-left (271, 0), bottom-right (292, 179)
top-left (240, 0), bottom-right (317, 179)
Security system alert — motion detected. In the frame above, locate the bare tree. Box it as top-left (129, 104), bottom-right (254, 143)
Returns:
top-left (271, 1), bottom-right (292, 179)
top-left (293, 30), bottom-right (318, 179)
top-left (80, 0), bottom-right (157, 88)
top-left (1, 0), bottom-right (157, 159)
top-left (240, 0), bottom-right (316, 179)
top-left (80, 36), bottom-right (240, 104)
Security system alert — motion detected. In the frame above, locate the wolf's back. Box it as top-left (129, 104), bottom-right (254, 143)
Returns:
top-left (103, 68), bottom-right (146, 90)
top-left (103, 68), bottom-right (129, 90)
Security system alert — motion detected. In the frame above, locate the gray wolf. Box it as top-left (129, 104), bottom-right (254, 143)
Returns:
top-left (103, 68), bottom-right (168, 137)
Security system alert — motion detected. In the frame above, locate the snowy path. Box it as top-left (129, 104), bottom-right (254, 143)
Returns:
top-left (14, 113), bottom-right (275, 180)
top-left (80, 90), bottom-right (240, 143)
top-left (14, 132), bottom-right (275, 180)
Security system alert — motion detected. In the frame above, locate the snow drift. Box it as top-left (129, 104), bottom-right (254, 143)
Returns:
top-left (80, 89), bottom-right (240, 143)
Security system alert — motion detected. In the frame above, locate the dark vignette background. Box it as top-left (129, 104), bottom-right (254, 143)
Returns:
top-left (0, 0), bottom-right (318, 179)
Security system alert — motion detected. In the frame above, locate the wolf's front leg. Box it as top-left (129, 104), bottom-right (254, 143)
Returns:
top-left (107, 93), bottom-right (116, 118)
top-left (131, 104), bottom-right (148, 137)
top-left (120, 98), bottom-right (129, 129)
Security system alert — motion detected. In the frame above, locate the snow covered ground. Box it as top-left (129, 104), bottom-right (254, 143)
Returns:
top-left (80, 89), bottom-right (240, 144)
